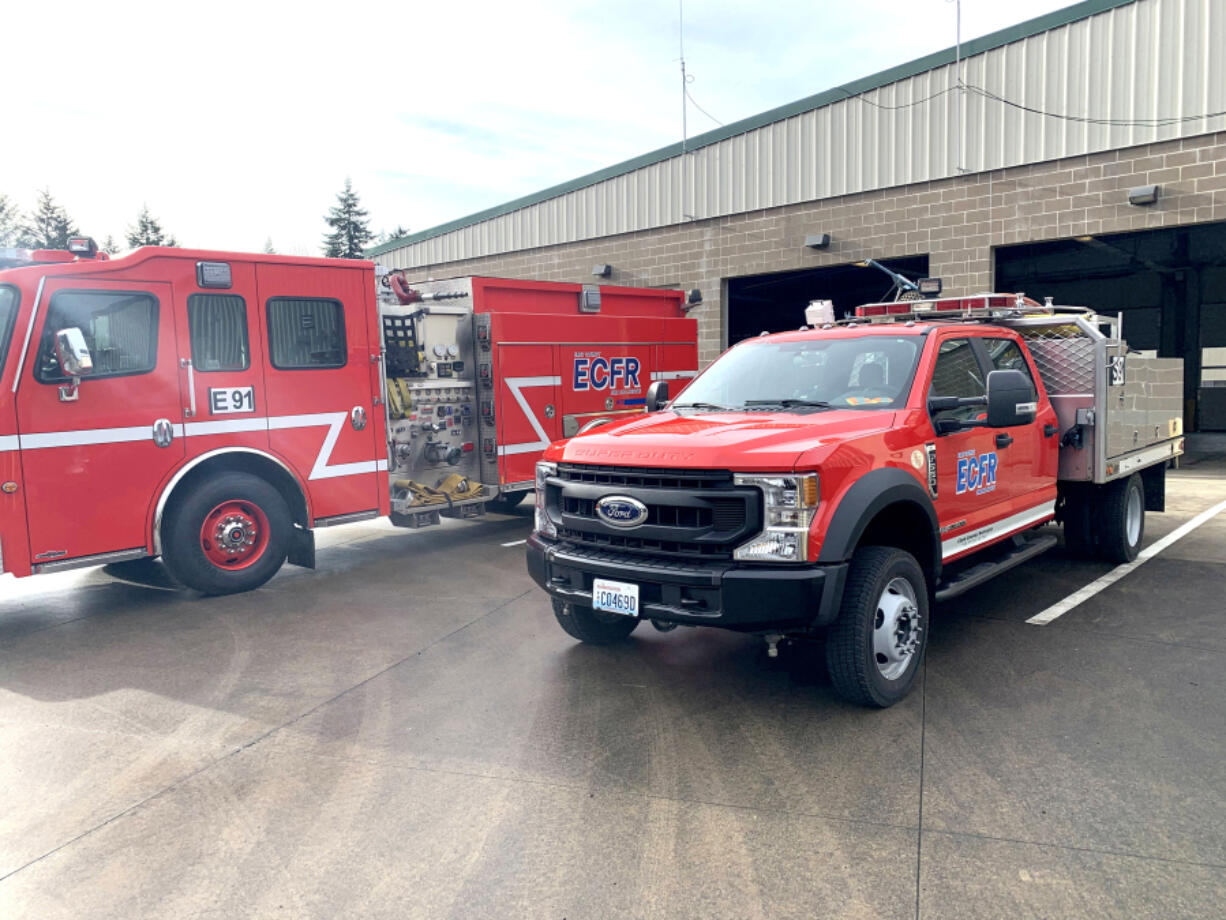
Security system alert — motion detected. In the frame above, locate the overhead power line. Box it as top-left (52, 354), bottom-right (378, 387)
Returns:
top-left (838, 82), bottom-right (1226, 128)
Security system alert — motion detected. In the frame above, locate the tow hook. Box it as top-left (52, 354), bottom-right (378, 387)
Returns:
top-left (764, 633), bottom-right (785, 657)
top-left (651, 619), bottom-right (678, 632)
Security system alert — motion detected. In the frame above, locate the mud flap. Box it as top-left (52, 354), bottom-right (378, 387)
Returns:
top-left (287, 524), bottom-right (316, 569)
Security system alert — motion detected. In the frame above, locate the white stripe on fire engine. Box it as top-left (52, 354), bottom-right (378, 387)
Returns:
top-left (4, 413), bottom-right (388, 481)
top-left (940, 500), bottom-right (1056, 560)
top-left (650, 370), bottom-right (698, 381)
top-left (498, 375), bottom-right (563, 457)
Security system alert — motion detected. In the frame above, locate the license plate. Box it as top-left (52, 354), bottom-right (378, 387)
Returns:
top-left (591, 577), bottom-right (640, 618)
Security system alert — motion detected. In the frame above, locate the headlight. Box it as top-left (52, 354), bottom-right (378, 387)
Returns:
top-left (534, 461), bottom-right (557, 538)
top-left (733, 473), bottom-right (819, 562)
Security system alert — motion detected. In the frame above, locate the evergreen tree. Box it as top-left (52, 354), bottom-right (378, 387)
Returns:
top-left (263, 237), bottom-right (276, 254)
top-left (126, 205), bottom-right (178, 248)
top-left (102, 234), bottom-right (121, 255)
top-left (379, 224), bottom-right (410, 244)
top-left (23, 189), bottom-right (78, 249)
top-left (0, 193), bottom-right (21, 246)
top-left (322, 178), bottom-right (373, 258)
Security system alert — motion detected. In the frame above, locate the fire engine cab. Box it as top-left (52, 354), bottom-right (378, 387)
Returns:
top-left (0, 239), bottom-right (696, 594)
top-left (527, 292), bottom-right (1184, 707)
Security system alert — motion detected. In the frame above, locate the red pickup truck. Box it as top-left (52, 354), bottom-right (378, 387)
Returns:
top-left (527, 294), bottom-right (1184, 706)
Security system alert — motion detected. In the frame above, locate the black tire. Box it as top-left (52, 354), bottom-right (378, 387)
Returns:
top-left (161, 472), bottom-right (292, 595)
top-left (486, 491), bottom-right (529, 513)
top-left (1096, 473), bottom-right (1145, 563)
top-left (1060, 484), bottom-right (1097, 557)
top-left (825, 546), bottom-right (928, 708)
top-left (551, 597), bottom-right (639, 645)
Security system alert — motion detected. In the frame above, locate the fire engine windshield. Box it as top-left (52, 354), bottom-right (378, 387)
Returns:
top-left (0, 285), bottom-right (18, 378)
top-left (673, 335), bottom-right (921, 411)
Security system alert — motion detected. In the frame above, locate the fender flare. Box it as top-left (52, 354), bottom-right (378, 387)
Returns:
top-left (816, 467), bottom-right (941, 576)
top-left (150, 447), bottom-right (312, 555)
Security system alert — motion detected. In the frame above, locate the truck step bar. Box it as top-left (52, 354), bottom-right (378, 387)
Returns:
top-left (934, 530), bottom-right (1058, 602)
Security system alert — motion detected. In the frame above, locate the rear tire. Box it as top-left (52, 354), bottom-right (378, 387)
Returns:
top-left (1097, 473), bottom-right (1145, 563)
top-left (551, 598), bottom-right (639, 645)
top-left (826, 546), bottom-right (928, 708)
top-left (162, 472), bottom-right (292, 595)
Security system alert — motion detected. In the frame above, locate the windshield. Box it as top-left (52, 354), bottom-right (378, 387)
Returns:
top-left (674, 335), bottom-right (921, 410)
top-left (0, 285), bottom-right (18, 379)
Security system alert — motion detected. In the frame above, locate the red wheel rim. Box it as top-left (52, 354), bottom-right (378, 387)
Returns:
top-left (199, 500), bottom-right (270, 571)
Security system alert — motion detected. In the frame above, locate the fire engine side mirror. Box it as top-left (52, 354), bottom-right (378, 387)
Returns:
top-left (645, 380), bottom-right (669, 412)
top-left (55, 328), bottom-right (94, 378)
top-left (985, 369), bottom-right (1037, 428)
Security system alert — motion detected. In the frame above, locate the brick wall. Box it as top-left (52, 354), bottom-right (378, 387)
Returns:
top-left (392, 131), bottom-right (1226, 366)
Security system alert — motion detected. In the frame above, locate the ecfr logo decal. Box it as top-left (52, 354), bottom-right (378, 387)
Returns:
top-left (573, 356), bottom-right (641, 391)
top-left (956, 449), bottom-right (998, 495)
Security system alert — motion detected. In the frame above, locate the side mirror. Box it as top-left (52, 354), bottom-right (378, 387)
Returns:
top-left (985, 369), bottom-right (1037, 428)
top-left (645, 380), bottom-right (669, 412)
top-left (55, 328), bottom-right (93, 377)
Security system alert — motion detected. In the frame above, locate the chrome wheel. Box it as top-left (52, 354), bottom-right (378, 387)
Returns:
top-left (1126, 483), bottom-right (1143, 547)
top-left (873, 576), bottom-right (921, 681)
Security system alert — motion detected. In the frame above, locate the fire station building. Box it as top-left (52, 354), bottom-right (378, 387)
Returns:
top-left (370, 0), bottom-right (1226, 430)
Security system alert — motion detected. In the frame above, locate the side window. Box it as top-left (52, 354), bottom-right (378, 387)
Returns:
top-left (35, 290), bottom-right (158, 383)
top-left (928, 337), bottom-right (985, 423)
top-left (985, 337), bottom-right (1037, 396)
top-left (188, 294), bottom-right (249, 371)
top-left (267, 298), bottom-right (346, 369)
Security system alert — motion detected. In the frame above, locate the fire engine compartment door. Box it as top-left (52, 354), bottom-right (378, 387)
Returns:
top-left (255, 263), bottom-right (384, 522)
top-left (496, 344), bottom-right (562, 487)
top-left (14, 278), bottom-right (185, 563)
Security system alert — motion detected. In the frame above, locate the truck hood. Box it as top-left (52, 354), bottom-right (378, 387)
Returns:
top-left (554, 409), bottom-right (896, 470)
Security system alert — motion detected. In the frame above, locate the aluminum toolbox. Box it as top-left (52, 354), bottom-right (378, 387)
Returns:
top-left (1006, 310), bottom-right (1183, 484)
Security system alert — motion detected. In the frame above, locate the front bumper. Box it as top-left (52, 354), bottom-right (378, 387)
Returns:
top-left (526, 534), bottom-right (848, 632)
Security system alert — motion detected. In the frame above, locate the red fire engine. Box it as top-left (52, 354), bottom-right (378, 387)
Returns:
top-left (0, 239), bottom-right (697, 594)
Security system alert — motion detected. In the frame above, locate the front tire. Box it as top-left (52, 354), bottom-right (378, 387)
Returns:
top-left (826, 546), bottom-right (928, 708)
top-left (551, 598), bottom-right (639, 645)
top-left (1097, 473), bottom-right (1145, 563)
top-left (486, 491), bottom-right (529, 514)
top-left (162, 472), bottom-right (292, 595)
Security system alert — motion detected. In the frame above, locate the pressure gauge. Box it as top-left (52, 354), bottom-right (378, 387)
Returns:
top-left (447, 343), bottom-right (460, 357)
top-left (433, 343), bottom-right (447, 357)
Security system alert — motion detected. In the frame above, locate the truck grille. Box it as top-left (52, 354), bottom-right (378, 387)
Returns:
top-left (551, 464), bottom-right (760, 561)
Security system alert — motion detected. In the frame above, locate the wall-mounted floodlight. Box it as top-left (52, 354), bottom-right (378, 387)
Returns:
top-left (1127, 185), bottom-right (1159, 206)
top-left (592, 264), bottom-right (612, 277)
top-left (804, 233), bottom-right (831, 250)
top-left (687, 288), bottom-right (703, 306)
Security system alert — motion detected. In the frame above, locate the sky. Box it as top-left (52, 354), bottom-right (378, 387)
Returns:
top-left (5, 0), bottom-right (1076, 256)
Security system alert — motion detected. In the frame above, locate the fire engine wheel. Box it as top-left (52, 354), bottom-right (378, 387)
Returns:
top-left (1097, 473), bottom-right (1145, 564)
top-left (162, 472), bottom-right (292, 595)
top-left (551, 598), bottom-right (640, 645)
top-left (826, 546), bottom-right (928, 708)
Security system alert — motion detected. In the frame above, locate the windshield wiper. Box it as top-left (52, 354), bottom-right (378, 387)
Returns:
top-left (743, 399), bottom-right (833, 409)
top-left (672, 401), bottom-right (735, 411)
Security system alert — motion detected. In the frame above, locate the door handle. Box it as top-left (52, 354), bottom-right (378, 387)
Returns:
top-left (350, 406), bottom-right (367, 431)
top-left (152, 418), bottom-right (175, 448)
top-left (995, 433), bottom-right (1014, 449)
top-left (1044, 424), bottom-right (1058, 437)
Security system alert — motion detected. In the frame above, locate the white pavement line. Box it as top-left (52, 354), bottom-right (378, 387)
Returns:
top-left (1027, 498), bottom-right (1226, 626)
top-left (501, 539), bottom-right (527, 547)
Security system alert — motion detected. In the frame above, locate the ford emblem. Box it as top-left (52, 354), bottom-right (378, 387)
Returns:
top-left (595, 495), bottom-right (649, 529)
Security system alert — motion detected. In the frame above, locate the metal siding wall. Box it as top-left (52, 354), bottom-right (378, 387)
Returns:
top-left (383, 0), bottom-right (1225, 270)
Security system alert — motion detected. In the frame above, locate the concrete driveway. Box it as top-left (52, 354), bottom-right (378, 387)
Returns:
top-left (2, 459), bottom-right (1224, 919)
